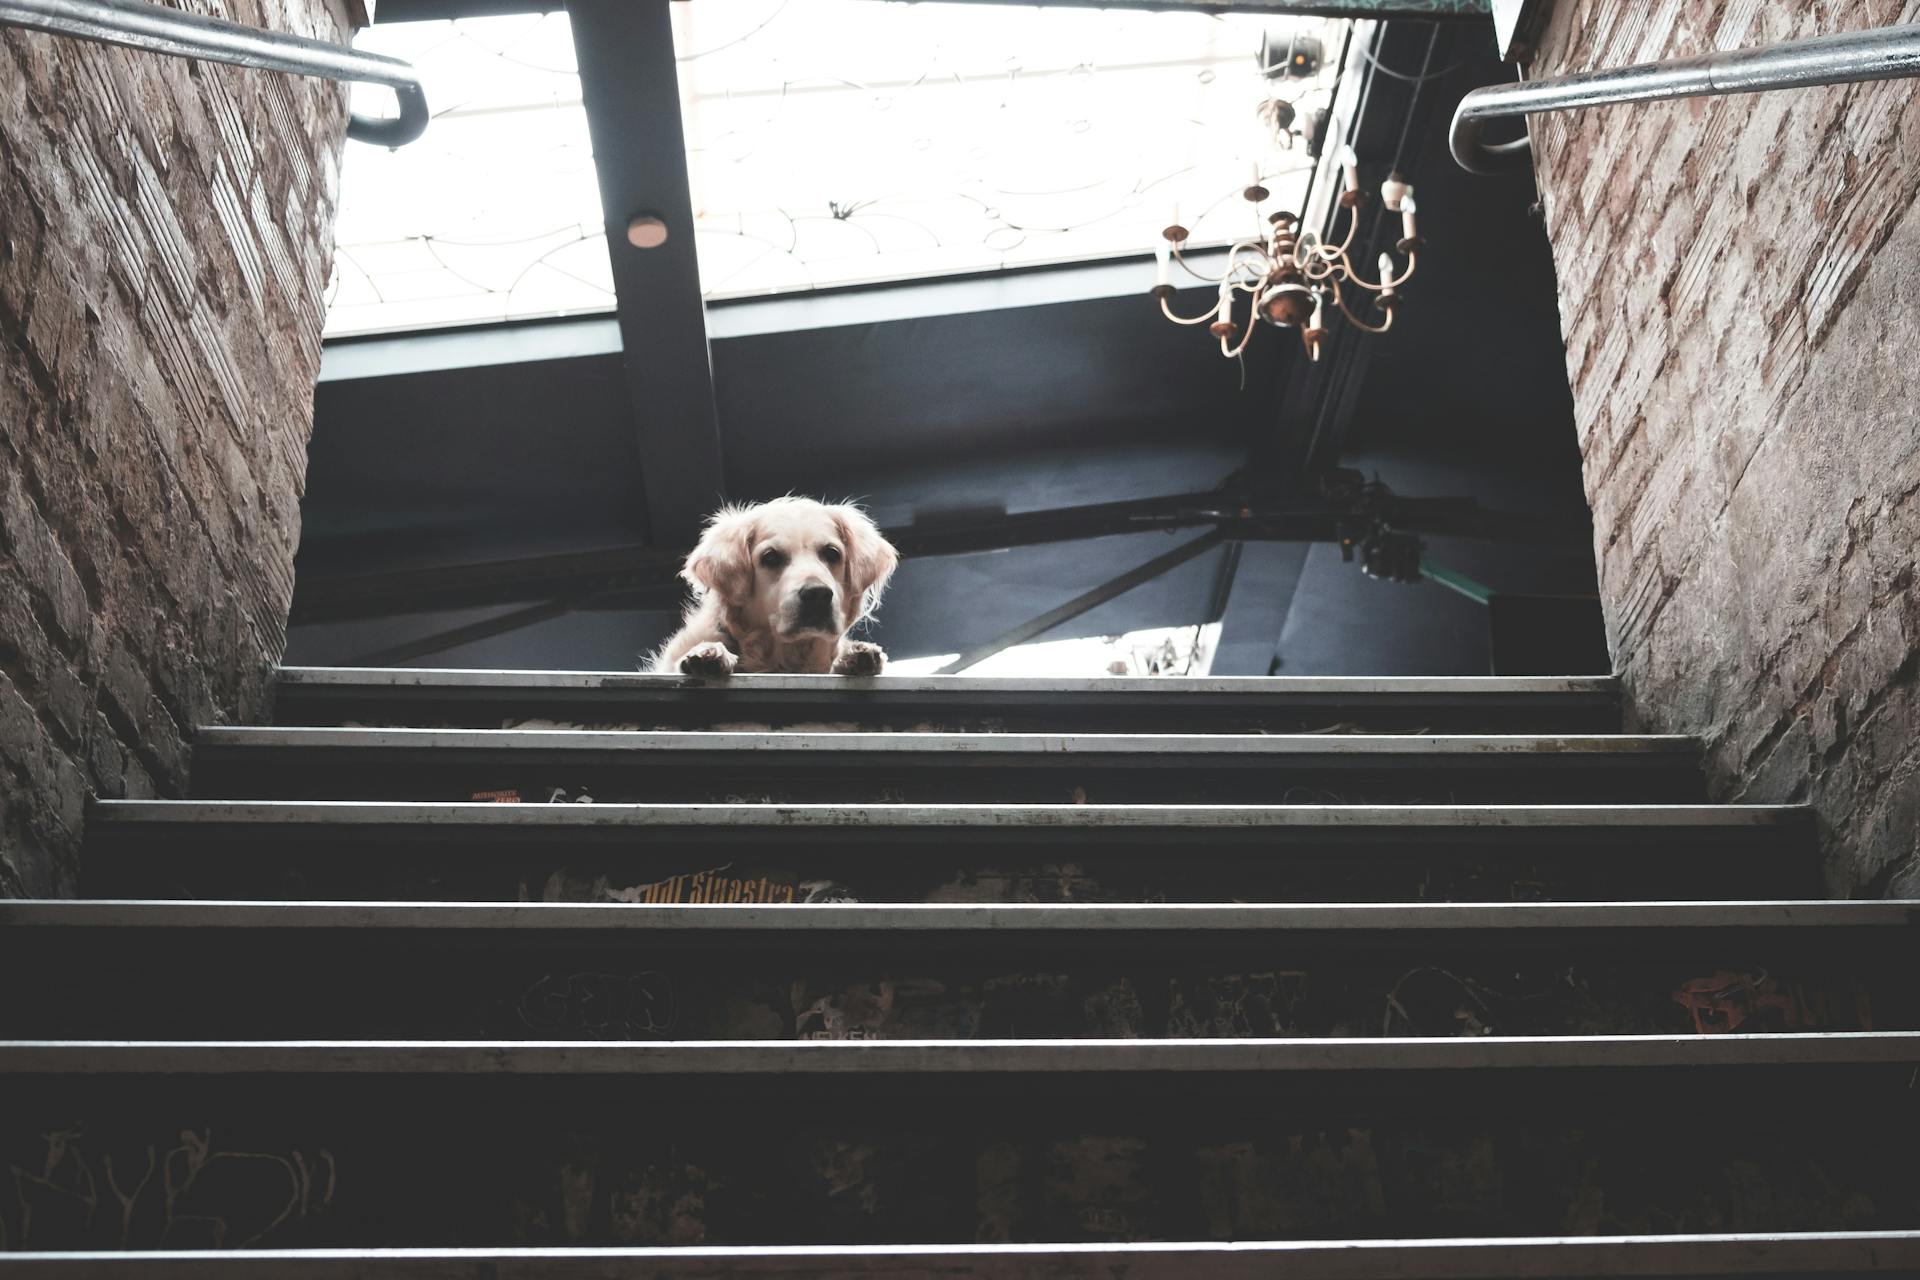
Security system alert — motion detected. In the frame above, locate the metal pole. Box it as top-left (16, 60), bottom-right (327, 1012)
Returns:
top-left (1452, 22), bottom-right (1920, 174)
top-left (0, 0), bottom-right (429, 145)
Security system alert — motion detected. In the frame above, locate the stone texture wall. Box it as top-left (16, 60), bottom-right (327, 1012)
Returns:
top-left (1527, 1), bottom-right (1920, 893)
top-left (0, 0), bottom-right (351, 895)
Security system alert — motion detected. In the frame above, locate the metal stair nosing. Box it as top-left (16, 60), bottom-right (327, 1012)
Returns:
top-left (85, 799), bottom-right (1805, 830)
top-left (3, 898), bottom-right (1904, 932)
top-left (5, 1031), bottom-right (1920, 1075)
top-left (3, 1230), bottom-right (1918, 1277)
top-left (195, 726), bottom-right (1695, 759)
top-left (266, 668), bottom-right (1626, 732)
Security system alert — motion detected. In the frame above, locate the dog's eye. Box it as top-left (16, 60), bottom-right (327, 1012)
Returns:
top-left (820, 545), bottom-right (842, 565)
top-left (759, 549), bottom-right (788, 571)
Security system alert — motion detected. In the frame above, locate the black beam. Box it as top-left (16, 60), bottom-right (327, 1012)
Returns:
top-left (935, 531), bottom-right (1228, 674)
top-left (568, 0), bottom-right (724, 546)
top-left (344, 599), bottom-right (576, 668)
top-left (370, 0), bottom-right (558, 19)
top-left (1210, 541), bottom-right (1312, 675)
top-left (289, 488), bottom-right (1587, 624)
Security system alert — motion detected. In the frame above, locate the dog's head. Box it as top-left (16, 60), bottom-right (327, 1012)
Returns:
top-left (682, 497), bottom-right (899, 640)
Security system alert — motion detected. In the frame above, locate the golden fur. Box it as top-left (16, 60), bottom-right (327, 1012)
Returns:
top-left (649, 497), bottom-right (899, 676)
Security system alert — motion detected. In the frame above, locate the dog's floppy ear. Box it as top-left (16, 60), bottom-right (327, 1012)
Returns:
top-left (683, 505), bottom-right (756, 601)
top-left (829, 503), bottom-right (899, 618)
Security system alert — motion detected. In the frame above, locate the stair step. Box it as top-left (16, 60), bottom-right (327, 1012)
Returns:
top-left (190, 728), bottom-right (1703, 804)
top-left (7, 898), bottom-right (1903, 931)
top-left (3, 900), bottom-right (1903, 1039)
top-left (7, 1232), bottom-right (1920, 1277)
top-left (87, 799), bottom-right (1799, 833)
top-left (270, 668), bottom-right (1623, 733)
top-left (83, 800), bottom-right (1813, 903)
top-left (9, 1033), bottom-right (1920, 1075)
top-left (5, 1037), bottom-right (1915, 1247)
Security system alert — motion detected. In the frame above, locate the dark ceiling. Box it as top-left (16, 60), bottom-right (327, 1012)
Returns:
top-left (288, 8), bottom-right (1600, 676)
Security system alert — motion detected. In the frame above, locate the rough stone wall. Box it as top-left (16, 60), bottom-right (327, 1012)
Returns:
top-left (0, 0), bottom-right (351, 895)
top-left (1527, 1), bottom-right (1920, 893)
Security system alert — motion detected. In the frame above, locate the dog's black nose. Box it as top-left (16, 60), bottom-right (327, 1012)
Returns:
top-left (798, 584), bottom-right (834, 613)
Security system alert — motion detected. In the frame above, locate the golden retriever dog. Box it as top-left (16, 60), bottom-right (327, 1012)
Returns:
top-left (650, 497), bottom-right (899, 677)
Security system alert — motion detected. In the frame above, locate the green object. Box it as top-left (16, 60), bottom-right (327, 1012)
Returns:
top-left (1420, 556), bottom-right (1494, 606)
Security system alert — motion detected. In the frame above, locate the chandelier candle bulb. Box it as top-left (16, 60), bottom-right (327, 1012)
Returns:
top-left (1380, 170), bottom-right (1410, 212)
top-left (1210, 278), bottom-right (1236, 338)
top-left (1164, 201), bottom-right (1187, 244)
top-left (1339, 144), bottom-right (1360, 193)
top-left (1244, 161), bottom-right (1269, 204)
top-left (1401, 194), bottom-right (1418, 242)
top-left (1378, 252), bottom-right (1397, 297)
top-left (1154, 236), bottom-right (1172, 293)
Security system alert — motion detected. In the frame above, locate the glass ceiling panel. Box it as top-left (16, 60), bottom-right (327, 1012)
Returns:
top-left (326, 3), bottom-right (1347, 337)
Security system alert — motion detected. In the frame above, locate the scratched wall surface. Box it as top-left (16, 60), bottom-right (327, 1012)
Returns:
top-left (1526, 0), bottom-right (1920, 894)
top-left (0, 0), bottom-right (351, 894)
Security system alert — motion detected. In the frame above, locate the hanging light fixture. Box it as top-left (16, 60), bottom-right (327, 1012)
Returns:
top-left (1150, 145), bottom-right (1424, 363)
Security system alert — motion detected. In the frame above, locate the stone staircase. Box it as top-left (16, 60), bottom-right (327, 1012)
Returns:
top-left (3, 667), bottom-right (1918, 1276)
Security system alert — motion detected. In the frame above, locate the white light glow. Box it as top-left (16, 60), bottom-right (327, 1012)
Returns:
top-left (327, 4), bottom-right (1347, 336)
top-left (885, 623), bottom-right (1221, 678)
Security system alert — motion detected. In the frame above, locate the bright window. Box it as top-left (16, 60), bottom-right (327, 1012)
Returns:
top-left (327, 2), bottom-right (1347, 336)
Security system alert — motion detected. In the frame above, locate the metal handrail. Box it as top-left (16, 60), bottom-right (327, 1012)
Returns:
top-left (0, 0), bottom-right (427, 146)
top-left (1452, 22), bottom-right (1920, 174)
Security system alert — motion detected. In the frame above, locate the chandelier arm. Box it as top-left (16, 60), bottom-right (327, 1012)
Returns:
top-left (1290, 227), bottom-right (1320, 268)
top-left (1222, 305), bottom-right (1260, 358)
top-left (1229, 245), bottom-right (1273, 281)
top-left (1302, 254), bottom-right (1342, 282)
top-left (1173, 248), bottom-right (1232, 285)
top-left (1327, 202), bottom-right (1360, 257)
top-left (1387, 251), bottom-right (1418, 290)
top-left (1160, 295), bottom-right (1224, 326)
top-left (1175, 237), bottom-right (1271, 286)
top-left (1333, 287), bottom-right (1394, 334)
top-left (1344, 250), bottom-right (1417, 294)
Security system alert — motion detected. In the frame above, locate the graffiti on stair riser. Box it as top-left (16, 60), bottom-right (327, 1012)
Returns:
top-left (521, 964), bottom-right (1867, 1042)
top-left (538, 864), bottom-right (848, 905)
top-left (1670, 970), bottom-right (1867, 1035)
top-left (4, 1128), bottom-right (333, 1249)
top-left (518, 972), bottom-right (677, 1038)
top-left (511, 1120), bottom-right (1894, 1247)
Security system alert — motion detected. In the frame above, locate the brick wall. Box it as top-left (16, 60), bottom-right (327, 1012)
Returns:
top-left (0, 0), bottom-right (351, 895)
top-left (1527, 1), bottom-right (1920, 893)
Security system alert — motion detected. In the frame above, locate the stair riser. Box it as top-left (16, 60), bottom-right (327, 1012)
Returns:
top-left (82, 830), bottom-right (1810, 905)
top-left (3, 929), bottom-right (1896, 1040)
top-left (4, 1075), bottom-right (1912, 1250)
top-left (189, 754), bottom-right (1704, 806)
top-left (2, 1255), bottom-right (1914, 1280)
top-left (269, 692), bottom-right (1621, 736)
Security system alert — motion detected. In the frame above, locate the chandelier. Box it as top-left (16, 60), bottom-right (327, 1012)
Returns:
top-left (1151, 146), bottom-right (1423, 362)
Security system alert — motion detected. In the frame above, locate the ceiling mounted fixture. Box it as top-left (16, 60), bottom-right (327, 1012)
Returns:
top-left (626, 214), bottom-right (670, 249)
top-left (1151, 145), bottom-right (1422, 363)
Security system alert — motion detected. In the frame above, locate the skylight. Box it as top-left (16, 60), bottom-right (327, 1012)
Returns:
top-left (325, 2), bottom-right (1348, 337)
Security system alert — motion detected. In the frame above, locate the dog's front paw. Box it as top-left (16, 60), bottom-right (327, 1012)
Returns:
top-left (679, 641), bottom-right (738, 678)
top-left (832, 639), bottom-right (886, 677)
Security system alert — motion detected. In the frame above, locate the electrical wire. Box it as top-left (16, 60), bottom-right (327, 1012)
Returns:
top-left (1388, 25), bottom-right (1443, 176)
top-left (1357, 38), bottom-right (1466, 85)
